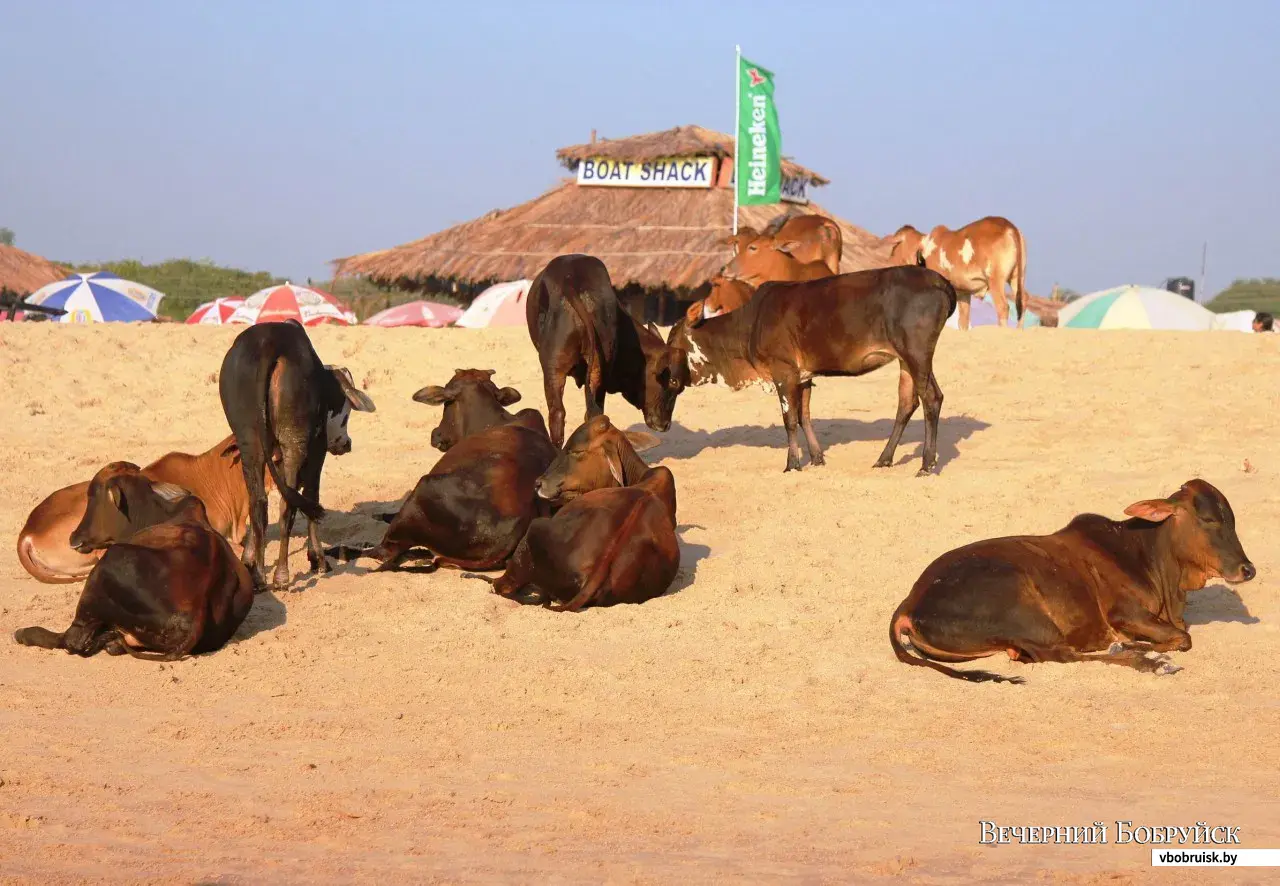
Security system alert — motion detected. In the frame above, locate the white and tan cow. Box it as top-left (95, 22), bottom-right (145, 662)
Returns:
top-left (886, 216), bottom-right (1026, 330)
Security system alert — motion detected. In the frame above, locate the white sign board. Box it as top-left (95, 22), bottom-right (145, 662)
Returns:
top-left (577, 155), bottom-right (715, 188)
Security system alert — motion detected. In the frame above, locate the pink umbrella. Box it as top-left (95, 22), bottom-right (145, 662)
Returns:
top-left (227, 282), bottom-right (357, 327)
top-left (364, 300), bottom-right (463, 328)
top-left (186, 296), bottom-right (246, 325)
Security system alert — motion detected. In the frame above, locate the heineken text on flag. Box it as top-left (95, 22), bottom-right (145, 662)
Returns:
top-left (736, 55), bottom-right (781, 206)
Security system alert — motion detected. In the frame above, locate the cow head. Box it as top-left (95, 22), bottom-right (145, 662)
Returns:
top-left (413, 368), bottom-right (522, 452)
top-left (323, 366), bottom-right (376, 456)
top-left (685, 275), bottom-right (757, 327)
top-left (719, 226), bottom-right (762, 258)
top-left (885, 225), bottom-right (926, 266)
top-left (535, 414), bottom-right (661, 505)
top-left (69, 463), bottom-right (197, 553)
top-left (1123, 479), bottom-right (1256, 587)
top-left (629, 322), bottom-right (689, 433)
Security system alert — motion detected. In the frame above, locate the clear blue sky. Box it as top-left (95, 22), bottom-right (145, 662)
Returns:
top-left (1, 0), bottom-right (1275, 300)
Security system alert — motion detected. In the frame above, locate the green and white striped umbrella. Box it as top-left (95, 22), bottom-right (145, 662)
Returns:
top-left (1059, 285), bottom-right (1214, 330)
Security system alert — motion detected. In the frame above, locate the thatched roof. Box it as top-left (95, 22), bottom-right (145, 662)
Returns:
top-left (334, 179), bottom-right (889, 292)
top-left (0, 244), bottom-right (68, 295)
top-left (556, 124), bottom-right (829, 186)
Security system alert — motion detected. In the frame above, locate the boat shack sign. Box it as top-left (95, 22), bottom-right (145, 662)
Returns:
top-left (577, 155), bottom-right (715, 188)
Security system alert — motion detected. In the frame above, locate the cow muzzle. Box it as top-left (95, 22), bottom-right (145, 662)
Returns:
top-left (328, 437), bottom-right (352, 456)
top-left (1226, 561), bottom-right (1257, 584)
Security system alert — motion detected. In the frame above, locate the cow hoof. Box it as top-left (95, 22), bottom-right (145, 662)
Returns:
top-left (784, 463), bottom-right (801, 473)
top-left (1156, 662), bottom-right (1183, 676)
top-left (808, 456), bottom-right (826, 468)
top-left (1107, 642), bottom-right (1126, 656)
top-left (916, 467), bottom-right (935, 478)
top-left (872, 459), bottom-right (893, 469)
top-left (1143, 650), bottom-right (1167, 662)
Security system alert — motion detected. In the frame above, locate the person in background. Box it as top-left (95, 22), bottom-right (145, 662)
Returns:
top-left (1252, 312), bottom-right (1275, 333)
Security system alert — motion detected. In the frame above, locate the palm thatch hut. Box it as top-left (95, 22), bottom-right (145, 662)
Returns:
top-left (333, 125), bottom-right (892, 324)
top-left (0, 243), bottom-right (67, 296)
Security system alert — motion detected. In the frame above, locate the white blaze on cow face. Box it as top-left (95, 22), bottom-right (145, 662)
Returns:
top-left (959, 238), bottom-right (975, 265)
top-left (326, 402), bottom-right (353, 455)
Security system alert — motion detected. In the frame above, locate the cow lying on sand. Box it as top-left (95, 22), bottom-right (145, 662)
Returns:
top-left (470, 415), bottom-right (679, 611)
top-left (526, 253), bottom-right (688, 447)
top-left (722, 214), bottom-right (843, 276)
top-left (14, 464), bottom-right (255, 660)
top-left (16, 434), bottom-right (273, 584)
top-left (890, 479), bottom-right (1255, 683)
top-left (667, 265), bottom-right (956, 474)
top-left (338, 370), bottom-right (557, 571)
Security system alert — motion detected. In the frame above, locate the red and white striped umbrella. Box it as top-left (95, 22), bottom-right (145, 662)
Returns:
top-left (227, 283), bottom-right (357, 327)
top-left (186, 296), bottom-right (246, 325)
top-left (364, 300), bottom-right (463, 328)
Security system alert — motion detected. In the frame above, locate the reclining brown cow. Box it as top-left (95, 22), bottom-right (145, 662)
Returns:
top-left (16, 434), bottom-right (273, 584)
top-left (475, 415), bottom-right (679, 611)
top-left (14, 463), bottom-right (255, 660)
top-left (337, 370), bottom-right (557, 571)
top-left (890, 479), bottom-right (1255, 683)
top-left (723, 214), bottom-right (843, 276)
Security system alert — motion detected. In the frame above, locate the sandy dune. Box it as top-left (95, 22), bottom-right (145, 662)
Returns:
top-left (1, 323), bottom-right (1277, 884)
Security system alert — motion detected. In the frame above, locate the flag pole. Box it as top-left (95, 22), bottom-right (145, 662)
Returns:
top-left (732, 44), bottom-right (741, 236)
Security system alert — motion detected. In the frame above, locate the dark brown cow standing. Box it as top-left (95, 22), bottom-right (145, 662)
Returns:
top-left (478, 415), bottom-right (679, 611)
top-left (890, 480), bottom-right (1256, 683)
top-left (13, 463), bottom-right (255, 660)
top-left (354, 370), bottom-right (557, 571)
top-left (667, 265), bottom-right (956, 474)
top-left (526, 253), bottom-right (688, 447)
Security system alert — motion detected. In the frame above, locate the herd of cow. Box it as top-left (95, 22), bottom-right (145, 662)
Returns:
top-left (9, 213), bottom-right (1259, 683)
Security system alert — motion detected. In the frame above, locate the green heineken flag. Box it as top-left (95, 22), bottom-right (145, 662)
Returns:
top-left (736, 54), bottom-right (782, 206)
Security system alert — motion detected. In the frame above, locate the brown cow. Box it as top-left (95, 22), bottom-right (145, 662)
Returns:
top-left (721, 232), bottom-right (832, 288)
top-left (684, 275), bottom-right (756, 326)
top-left (16, 434), bottom-right (274, 584)
top-left (723, 214), bottom-right (843, 275)
top-left (667, 265), bottom-right (956, 474)
top-left (14, 464), bottom-right (255, 660)
top-left (886, 216), bottom-right (1027, 331)
top-left (342, 370), bottom-right (557, 571)
top-left (526, 253), bottom-right (688, 448)
top-left (476, 415), bottom-right (679, 611)
top-left (890, 480), bottom-right (1256, 683)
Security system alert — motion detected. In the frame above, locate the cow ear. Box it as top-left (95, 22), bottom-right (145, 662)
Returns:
top-left (604, 443), bottom-right (625, 486)
top-left (496, 386), bottom-right (522, 406)
top-left (332, 368), bottom-right (376, 412)
top-left (685, 300), bottom-right (705, 327)
top-left (412, 385), bottom-right (449, 405)
top-left (151, 482), bottom-right (191, 503)
top-left (1124, 499), bottom-right (1177, 522)
top-left (646, 321), bottom-right (662, 338)
top-left (775, 240), bottom-right (800, 257)
top-left (105, 477), bottom-right (130, 520)
top-left (623, 430), bottom-right (662, 453)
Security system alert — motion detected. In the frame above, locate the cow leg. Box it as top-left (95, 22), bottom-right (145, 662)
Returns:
top-left (270, 448), bottom-right (306, 591)
top-left (1012, 641), bottom-right (1179, 675)
top-left (491, 534), bottom-right (549, 606)
top-left (1107, 604), bottom-right (1193, 653)
top-left (989, 286), bottom-right (1011, 328)
top-left (874, 365), bottom-right (919, 469)
top-left (299, 448), bottom-right (330, 576)
top-left (957, 295), bottom-right (972, 331)
top-left (798, 382), bottom-right (824, 467)
top-left (917, 370), bottom-right (944, 476)
top-left (543, 364), bottom-right (569, 448)
top-left (583, 378), bottom-right (606, 420)
top-left (237, 448), bottom-right (271, 589)
top-left (776, 381), bottom-right (804, 472)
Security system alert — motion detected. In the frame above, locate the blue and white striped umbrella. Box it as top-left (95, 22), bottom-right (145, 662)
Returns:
top-left (27, 272), bottom-right (165, 323)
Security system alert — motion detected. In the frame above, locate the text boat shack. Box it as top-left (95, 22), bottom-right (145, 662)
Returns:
top-left (333, 125), bottom-right (890, 325)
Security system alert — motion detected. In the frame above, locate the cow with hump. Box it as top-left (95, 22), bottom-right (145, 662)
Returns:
top-left (474, 414), bottom-right (680, 612)
top-left (890, 479), bottom-right (1256, 683)
top-left (342, 369), bottom-right (557, 572)
top-left (526, 253), bottom-right (688, 448)
top-left (667, 264), bottom-right (956, 474)
top-left (721, 213), bottom-right (843, 276)
top-left (219, 319), bottom-right (375, 590)
top-left (13, 463), bottom-right (255, 660)
top-left (16, 434), bottom-right (274, 584)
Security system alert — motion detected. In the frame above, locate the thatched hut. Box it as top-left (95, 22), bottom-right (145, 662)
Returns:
top-left (0, 244), bottom-right (67, 297)
top-left (333, 124), bottom-right (892, 324)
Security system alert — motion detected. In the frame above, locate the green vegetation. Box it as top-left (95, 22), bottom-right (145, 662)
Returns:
top-left (57, 258), bottom-right (438, 321)
top-left (1207, 278), bottom-right (1280, 314)
top-left (0, 228), bottom-right (14, 246)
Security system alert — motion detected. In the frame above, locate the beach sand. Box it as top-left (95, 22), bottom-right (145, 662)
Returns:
top-left (1, 322), bottom-right (1277, 883)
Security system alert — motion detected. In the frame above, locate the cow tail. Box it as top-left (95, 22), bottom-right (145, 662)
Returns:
top-left (939, 276), bottom-right (958, 320)
top-left (16, 536), bottom-right (88, 584)
top-left (1013, 226), bottom-right (1028, 326)
top-left (889, 609), bottom-right (1020, 684)
top-left (563, 288), bottom-right (604, 394)
top-left (258, 360), bottom-right (325, 521)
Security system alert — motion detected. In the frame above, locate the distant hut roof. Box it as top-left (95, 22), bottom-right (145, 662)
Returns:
top-left (555, 124), bottom-right (829, 186)
top-left (0, 244), bottom-right (68, 295)
top-left (334, 124), bottom-right (887, 291)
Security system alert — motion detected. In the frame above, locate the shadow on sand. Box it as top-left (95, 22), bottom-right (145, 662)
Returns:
top-left (1185, 584), bottom-right (1259, 626)
top-left (231, 590), bottom-right (287, 642)
top-left (642, 414), bottom-right (992, 472)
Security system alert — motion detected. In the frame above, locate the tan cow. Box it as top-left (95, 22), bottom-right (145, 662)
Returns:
top-left (723, 214), bottom-right (843, 276)
top-left (16, 433), bottom-right (273, 584)
top-left (684, 275), bottom-right (756, 326)
top-left (886, 216), bottom-right (1026, 330)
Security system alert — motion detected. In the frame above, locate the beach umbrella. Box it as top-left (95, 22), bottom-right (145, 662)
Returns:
top-left (364, 300), bottom-right (463, 328)
top-left (456, 279), bottom-right (531, 328)
top-left (186, 296), bottom-right (246, 325)
top-left (26, 271), bottom-right (164, 323)
top-left (227, 282), bottom-right (357, 326)
top-left (1058, 284), bottom-right (1214, 331)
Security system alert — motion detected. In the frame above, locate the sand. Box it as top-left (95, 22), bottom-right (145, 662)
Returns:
top-left (1, 322), bottom-right (1277, 884)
